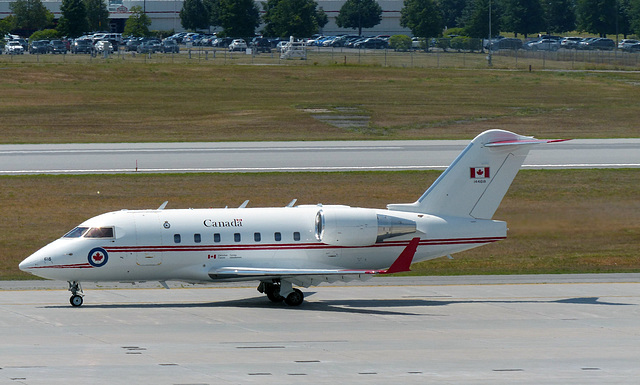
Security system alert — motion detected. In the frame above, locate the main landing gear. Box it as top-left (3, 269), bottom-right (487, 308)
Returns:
top-left (68, 281), bottom-right (84, 307)
top-left (258, 280), bottom-right (304, 306)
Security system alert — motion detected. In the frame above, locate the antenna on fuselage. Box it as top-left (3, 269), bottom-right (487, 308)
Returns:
top-left (286, 199), bottom-right (297, 207)
top-left (239, 200), bottom-right (250, 208)
top-left (157, 201), bottom-right (169, 210)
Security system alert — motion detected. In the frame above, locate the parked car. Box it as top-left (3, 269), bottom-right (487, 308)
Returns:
top-left (576, 37), bottom-right (597, 50)
top-left (14, 38), bottom-right (28, 50)
top-left (354, 38), bottom-right (388, 49)
top-left (624, 42), bottom-right (640, 52)
top-left (250, 37), bottom-right (271, 53)
top-left (94, 40), bottom-right (113, 54)
top-left (137, 40), bottom-right (161, 54)
top-left (619, 39), bottom-right (639, 50)
top-left (49, 40), bottom-right (67, 54)
top-left (29, 40), bottom-right (50, 54)
top-left (4, 40), bottom-right (25, 54)
top-left (160, 39), bottom-right (179, 53)
top-left (71, 39), bottom-right (93, 54)
top-left (560, 37), bottom-right (582, 49)
top-left (525, 38), bottom-right (559, 51)
top-left (584, 38), bottom-right (615, 50)
top-left (489, 37), bottom-right (522, 50)
top-left (228, 39), bottom-right (247, 52)
top-left (212, 37), bottom-right (233, 48)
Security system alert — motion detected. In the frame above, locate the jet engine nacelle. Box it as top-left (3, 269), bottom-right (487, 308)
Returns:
top-left (315, 207), bottom-right (417, 246)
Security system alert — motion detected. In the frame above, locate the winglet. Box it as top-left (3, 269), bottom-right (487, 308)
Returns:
top-left (381, 237), bottom-right (420, 274)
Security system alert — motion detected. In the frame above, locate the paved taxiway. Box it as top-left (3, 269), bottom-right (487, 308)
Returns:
top-left (1, 139), bottom-right (639, 174)
top-left (2, 275), bottom-right (639, 384)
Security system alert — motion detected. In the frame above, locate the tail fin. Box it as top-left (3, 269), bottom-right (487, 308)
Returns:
top-left (387, 130), bottom-right (567, 219)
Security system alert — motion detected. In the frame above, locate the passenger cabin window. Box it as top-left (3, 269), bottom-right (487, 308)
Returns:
top-left (254, 232), bottom-right (261, 242)
top-left (274, 232), bottom-right (281, 242)
top-left (174, 234), bottom-right (181, 243)
top-left (84, 227), bottom-right (114, 238)
top-left (64, 227), bottom-right (89, 238)
top-left (293, 232), bottom-right (301, 241)
top-left (214, 233), bottom-right (221, 243)
top-left (234, 233), bottom-right (241, 242)
top-left (194, 234), bottom-right (201, 243)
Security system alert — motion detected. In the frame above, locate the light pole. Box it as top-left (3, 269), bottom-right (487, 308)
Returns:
top-left (488, 0), bottom-right (492, 66)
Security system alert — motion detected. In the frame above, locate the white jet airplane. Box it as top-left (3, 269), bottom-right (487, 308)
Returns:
top-left (20, 130), bottom-right (566, 307)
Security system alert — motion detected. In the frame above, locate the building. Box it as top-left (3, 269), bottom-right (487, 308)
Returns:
top-left (0, 0), bottom-right (412, 36)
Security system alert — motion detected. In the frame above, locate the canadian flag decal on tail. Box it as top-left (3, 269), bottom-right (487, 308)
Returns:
top-left (470, 167), bottom-right (490, 179)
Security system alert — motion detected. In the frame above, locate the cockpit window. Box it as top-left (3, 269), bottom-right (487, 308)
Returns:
top-left (64, 227), bottom-right (89, 238)
top-left (84, 227), bottom-right (115, 238)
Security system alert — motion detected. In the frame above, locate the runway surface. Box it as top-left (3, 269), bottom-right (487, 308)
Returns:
top-left (2, 274), bottom-right (639, 384)
top-left (1, 139), bottom-right (639, 175)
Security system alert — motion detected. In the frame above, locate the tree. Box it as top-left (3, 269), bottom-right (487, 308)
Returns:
top-left (218, 0), bottom-right (260, 38)
top-left (0, 15), bottom-right (15, 38)
top-left (85, 0), bottom-right (109, 32)
top-left (400, 0), bottom-right (444, 39)
top-left (57, 0), bottom-right (89, 38)
top-left (440, 0), bottom-right (467, 29)
top-left (631, 0), bottom-right (640, 35)
top-left (9, 0), bottom-right (54, 35)
top-left (262, 0), bottom-right (324, 38)
top-left (576, 0), bottom-right (617, 37)
top-left (124, 5), bottom-right (151, 37)
top-left (542, 0), bottom-right (576, 34)
top-left (203, 0), bottom-right (221, 29)
top-left (316, 6), bottom-right (329, 31)
top-left (502, 0), bottom-right (545, 38)
top-left (616, 0), bottom-right (633, 37)
top-left (460, 0), bottom-right (501, 38)
top-left (180, 0), bottom-right (210, 31)
top-left (335, 0), bottom-right (383, 36)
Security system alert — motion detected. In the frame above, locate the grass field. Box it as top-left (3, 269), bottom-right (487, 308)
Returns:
top-left (2, 169), bottom-right (638, 280)
top-left (1, 61), bottom-right (639, 143)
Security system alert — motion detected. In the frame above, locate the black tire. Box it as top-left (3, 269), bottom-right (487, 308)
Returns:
top-left (70, 295), bottom-right (83, 307)
top-left (265, 284), bottom-right (284, 303)
top-left (284, 288), bottom-right (304, 306)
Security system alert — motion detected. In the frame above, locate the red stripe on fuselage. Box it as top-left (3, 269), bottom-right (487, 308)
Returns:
top-left (26, 263), bottom-right (93, 269)
top-left (104, 236), bottom-right (505, 254)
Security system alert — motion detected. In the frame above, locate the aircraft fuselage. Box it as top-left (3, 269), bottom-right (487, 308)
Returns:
top-left (20, 205), bottom-right (506, 284)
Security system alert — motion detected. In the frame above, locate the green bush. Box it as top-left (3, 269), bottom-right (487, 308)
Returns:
top-left (435, 38), bottom-right (450, 51)
top-left (389, 35), bottom-right (411, 51)
top-left (29, 29), bottom-right (60, 41)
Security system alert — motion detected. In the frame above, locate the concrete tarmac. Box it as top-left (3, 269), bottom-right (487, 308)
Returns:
top-left (2, 275), bottom-right (640, 384)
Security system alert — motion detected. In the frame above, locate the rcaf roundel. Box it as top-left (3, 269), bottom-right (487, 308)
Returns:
top-left (88, 247), bottom-right (109, 267)
top-left (470, 167), bottom-right (490, 179)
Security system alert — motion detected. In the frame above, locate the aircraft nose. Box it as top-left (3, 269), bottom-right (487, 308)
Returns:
top-left (19, 254), bottom-right (40, 272)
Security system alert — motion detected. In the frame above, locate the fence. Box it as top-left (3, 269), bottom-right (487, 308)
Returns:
top-left (2, 45), bottom-right (640, 70)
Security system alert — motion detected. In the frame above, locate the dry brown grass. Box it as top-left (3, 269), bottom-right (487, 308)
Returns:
top-left (0, 63), bottom-right (639, 143)
top-left (2, 169), bottom-right (638, 279)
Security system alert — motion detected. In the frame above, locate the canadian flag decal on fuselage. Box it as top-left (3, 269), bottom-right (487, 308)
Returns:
top-left (470, 167), bottom-right (490, 179)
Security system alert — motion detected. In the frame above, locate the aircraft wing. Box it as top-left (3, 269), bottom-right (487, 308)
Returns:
top-left (208, 237), bottom-right (421, 287)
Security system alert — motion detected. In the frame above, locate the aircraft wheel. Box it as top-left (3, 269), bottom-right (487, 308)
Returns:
top-left (70, 295), bottom-right (83, 307)
top-left (266, 286), bottom-right (284, 303)
top-left (284, 288), bottom-right (304, 306)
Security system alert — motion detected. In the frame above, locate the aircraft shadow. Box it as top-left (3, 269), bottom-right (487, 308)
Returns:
top-left (42, 295), bottom-right (633, 316)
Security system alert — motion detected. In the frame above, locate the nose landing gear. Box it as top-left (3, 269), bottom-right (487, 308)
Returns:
top-left (68, 281), bottom-right (84, 307)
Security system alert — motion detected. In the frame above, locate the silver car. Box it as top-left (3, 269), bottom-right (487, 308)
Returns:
top-left (228, 39), bottom-right (247, 52)
top-left (525, 38), bottom-right (559, 51)
top-left (4, 41), bottom-right (25, 55)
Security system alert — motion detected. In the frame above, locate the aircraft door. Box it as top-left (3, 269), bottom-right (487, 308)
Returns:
top-left (134, 212), bottom-right (163, 266)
